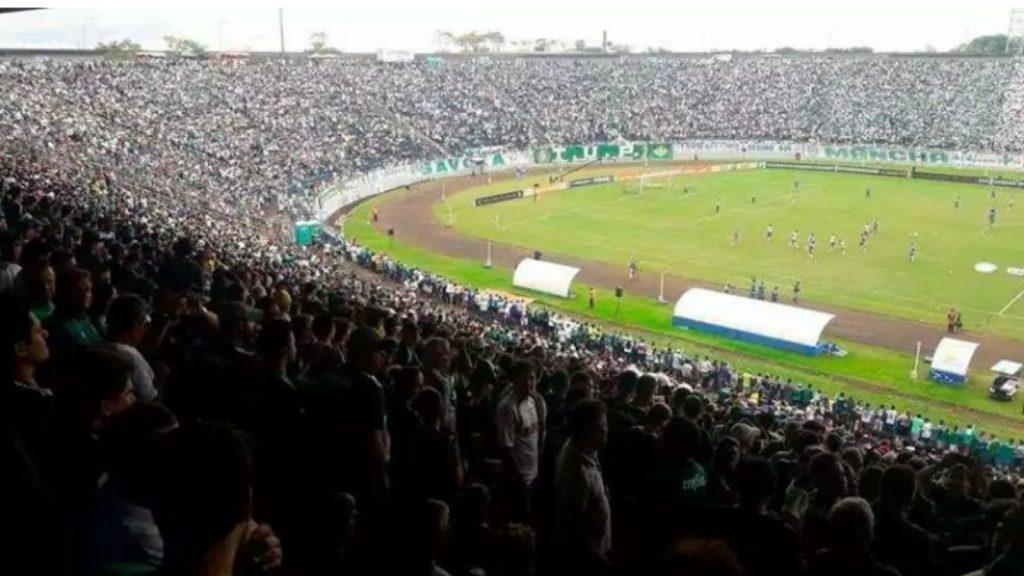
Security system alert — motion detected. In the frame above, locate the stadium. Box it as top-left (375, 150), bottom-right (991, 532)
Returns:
top-left (4, 5), bottom-right (1024, 576)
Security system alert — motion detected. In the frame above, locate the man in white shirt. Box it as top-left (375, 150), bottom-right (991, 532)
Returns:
top-left (497, 360), bottom-right (543, 520)
top-left (921, 419), bottom-right (934, 446)
top-left (99, 294), bottom-right (157, 401)
top-left (884, 405), bottom-right (898, 434)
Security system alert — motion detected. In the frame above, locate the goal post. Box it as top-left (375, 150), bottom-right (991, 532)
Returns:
top-left (637, 173), bottom-right (669, 195)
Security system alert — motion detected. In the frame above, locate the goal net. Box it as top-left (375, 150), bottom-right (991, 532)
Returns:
top-left (627, 174), bottom-right (671, 195)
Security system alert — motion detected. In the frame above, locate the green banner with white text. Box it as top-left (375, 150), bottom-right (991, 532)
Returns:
top-left (533, 142), bottom-right (673, 165)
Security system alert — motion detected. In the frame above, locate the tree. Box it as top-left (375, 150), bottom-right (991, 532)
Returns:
top-left (435, 30), bottom-right (456, 52)
top-left (954, 34), bottom-right (1024, 55)
top-left (163, 35), bottom-right (207, 55)
top-left (482, 31), bottom-right (505, 52)
top-left (533, 38), bottom-right (555, 52)
top-left (434, 30), bottom-right (506, 53)
top-left (306, 32), bottom-right (341, 54)
top-left (95, 39), bottom-right (142, 54)
top-left (609, 43), bottom-right (632, 54)
top-left (574, 39), bottom-right (586, 52)
top-left (509, 39), bottom-right (532, 52)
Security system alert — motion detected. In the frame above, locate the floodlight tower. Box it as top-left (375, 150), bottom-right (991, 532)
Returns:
top-left (1008, 8), bottom-right (1024, 55)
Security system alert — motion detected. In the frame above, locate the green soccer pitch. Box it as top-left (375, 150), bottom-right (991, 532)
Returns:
top-left (440, 168), bottom-right (1024, 341)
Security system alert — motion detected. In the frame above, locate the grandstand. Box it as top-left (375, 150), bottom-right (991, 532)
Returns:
top-left (2, 38), bottom-right (1024, 576)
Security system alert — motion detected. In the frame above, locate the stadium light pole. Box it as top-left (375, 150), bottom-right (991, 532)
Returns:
top-left (278, 7), bottom-right (285, 54)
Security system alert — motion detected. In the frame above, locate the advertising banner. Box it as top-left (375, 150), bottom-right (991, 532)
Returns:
top-left (568, 175), bottom-right (615, 188)
top-left (474, 190), bottom-right (524, 207)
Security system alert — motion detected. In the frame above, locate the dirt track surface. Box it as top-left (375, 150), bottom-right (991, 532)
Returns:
top-left (373, 171), bottom-right (1024, 403)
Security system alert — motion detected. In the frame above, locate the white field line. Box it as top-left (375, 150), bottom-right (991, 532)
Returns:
top-left (998, 288), bottom-right (1024, 315)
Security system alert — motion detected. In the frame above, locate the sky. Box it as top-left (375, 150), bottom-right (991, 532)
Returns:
top-left (0, 1), bottom-right (1021, 53)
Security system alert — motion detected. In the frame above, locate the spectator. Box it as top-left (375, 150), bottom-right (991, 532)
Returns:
top-left (21, 260), bottom-right (56, 322)
top-left (152, 424), bottom-right (257, 576)
top-left (803, 452), bottom-right (848, 553)
top-left (86, 401), bottom-right (177, 574)
top-left (552, 398), bottom-right (611, 572)
top-left (423, 336), bottom-right (458, 435)
top-left (0, 298), bottom-right (53, 479)
top-left (489, 524), bottom-right (536, 576)
top-left (985, 505), bottom-right (1024, 576)
top-left (0, 230), bottom-right (21, 294)
top-left (872, 464), bottom-right (940, 576)
top-left (342, 326), bottom-right (391, 503)
top-left (100, 294), bottom-right (158, 401)
top-left (708, 436), bottom-right (741, 505)
top-left (807, 497), bottom-right (899, 576)
top-left (47, 267), bottom-right (101, 354)
top-left (710, 457), bottom-right (803, 576)
top-left (398, 387), bottom-right (463, 503)
top-left (648, 416), bottom-right (708, 547)
top-left (496, 359), bottom-right (542, 521)
top-left (0, 298), bottom-right (53, 576)
top-left (451, 483), bottom-right (494, 575)
top-left (396, 320), bottom-right (421, 366)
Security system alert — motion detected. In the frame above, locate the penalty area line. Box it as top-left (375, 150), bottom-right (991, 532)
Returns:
top-left (998, 288), bottom-right (1024, 316)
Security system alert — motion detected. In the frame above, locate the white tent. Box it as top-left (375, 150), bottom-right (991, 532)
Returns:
top-left (672, 288), bottom-right (835, 355)
top-left (991, 360), bottom-right (1022, 376)
top-left (930, 337), bottom-right (980, 385)
top-left (512, 258), bottom-right (580, 299)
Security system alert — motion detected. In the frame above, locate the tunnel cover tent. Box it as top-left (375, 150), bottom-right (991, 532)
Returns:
top-left (672, 288), bottom-right (835, 355)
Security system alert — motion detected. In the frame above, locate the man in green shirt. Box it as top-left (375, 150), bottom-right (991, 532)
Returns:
top-left (45, 268), bottom-right (102, 361)
top-left (961, 425), bottom-right (977, 451)
top-left (910, 414), bottom-right (924, 440)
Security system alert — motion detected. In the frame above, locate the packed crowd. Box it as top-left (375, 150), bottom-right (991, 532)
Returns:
top-left (2, 55), bottom-right (1023, 219)
top-left (2, 54), bottom-right (1024, 576)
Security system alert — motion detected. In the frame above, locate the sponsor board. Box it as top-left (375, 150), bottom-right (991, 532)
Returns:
top-left (568, 175), bottom-right (615, 188)
top-left (878, 168), bottom-right (910, 177)
top-left (474, 190), bottom-right (523, 207)
top-left (835, 166), bottom-right (881, 175)
top-left (986, 178), bottom-right (1024, 189)
top-left (764, 161), bottom-right (836, 172)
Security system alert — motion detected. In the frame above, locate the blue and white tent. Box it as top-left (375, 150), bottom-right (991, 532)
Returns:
top-left (930, 337), bottom-right (980, 386)
top-left (672, 288), bottom-right (835, 355)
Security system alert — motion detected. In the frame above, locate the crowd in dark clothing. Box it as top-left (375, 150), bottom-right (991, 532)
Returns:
top-left (2, 56), bottom-right (1024, 576)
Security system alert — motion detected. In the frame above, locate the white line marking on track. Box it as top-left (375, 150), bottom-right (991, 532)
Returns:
top-left (998, 288), bottom-right (1024, 315)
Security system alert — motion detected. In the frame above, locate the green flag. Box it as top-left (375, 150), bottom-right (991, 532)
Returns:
top-left (648, 143), bottom-right (673, 160)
